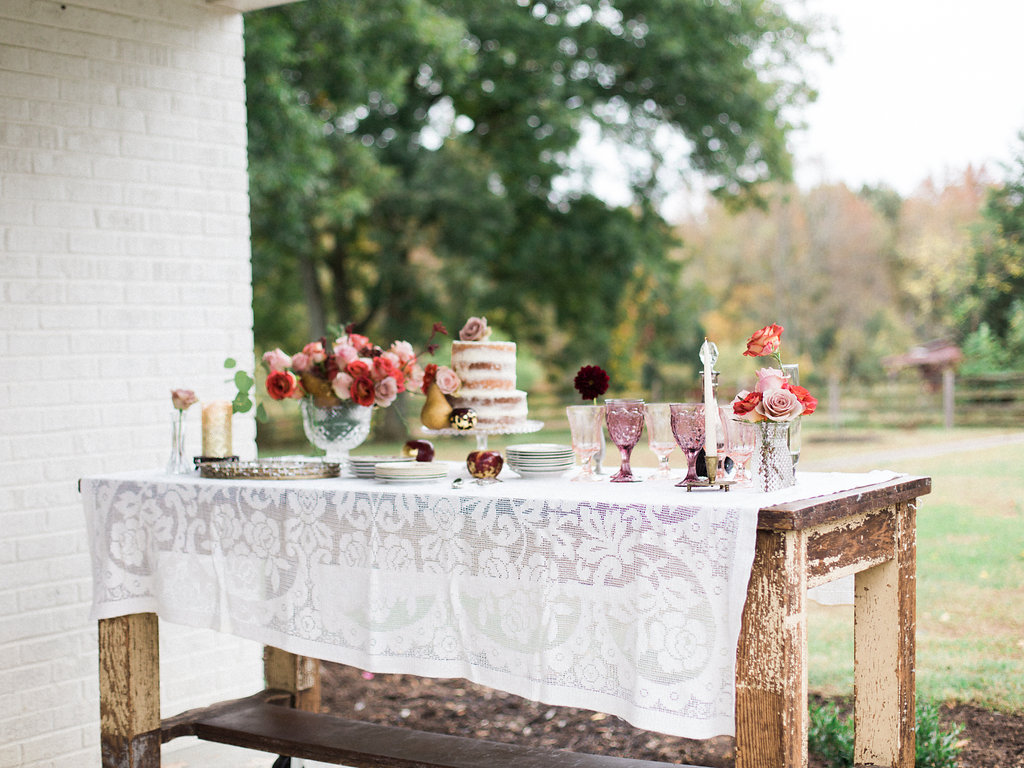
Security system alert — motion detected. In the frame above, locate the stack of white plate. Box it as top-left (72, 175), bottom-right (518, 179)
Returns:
top-left (505, 443), bottom-right (575, 478)
top-left (350, 455), bottom-right (413, 479)
top-left (374, 461), bottom-right (449, 484)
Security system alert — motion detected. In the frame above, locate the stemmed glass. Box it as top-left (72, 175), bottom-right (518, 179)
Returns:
top-left (669, 403), bottom-right (705, 485)
top-left (726, 418), bottom-right (756, 486)
top-left (566, 405), bottom-right (605, 481)
top-left (643, 403), bottom-right (676, 481)
top-left (605, 399), bottom-right (645, 482)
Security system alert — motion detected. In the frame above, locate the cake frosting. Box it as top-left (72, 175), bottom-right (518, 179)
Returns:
top-left (450, 339), bottom-right (529, 428)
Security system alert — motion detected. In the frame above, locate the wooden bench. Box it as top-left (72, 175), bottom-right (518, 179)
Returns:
top-left (160, 689), bottom-right (694, 767)
top-left (98, 475), bottom-right (929, 768)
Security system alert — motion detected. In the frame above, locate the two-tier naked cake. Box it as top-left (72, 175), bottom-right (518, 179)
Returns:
top-left (449, 317), bottom-right (529, 428)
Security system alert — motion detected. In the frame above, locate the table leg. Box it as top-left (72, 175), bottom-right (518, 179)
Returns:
top-left (854, 501), bottom-right (917, 768)
top-left (98, 613), bottom-right (161, 768)
top-left (264, 647), bottom-right (321, 712)
top-left (736, 529), bottom-right (809, 768)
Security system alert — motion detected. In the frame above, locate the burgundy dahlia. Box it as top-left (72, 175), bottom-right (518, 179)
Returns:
top-left (574, 365), bottom-right (610, 402)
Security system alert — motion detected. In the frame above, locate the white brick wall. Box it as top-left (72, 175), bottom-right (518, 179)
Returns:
top-left (1, 1), bottom-right (266, 765)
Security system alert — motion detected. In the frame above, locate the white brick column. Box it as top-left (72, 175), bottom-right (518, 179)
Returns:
top-left (1, 2), bottom-right (266, 765)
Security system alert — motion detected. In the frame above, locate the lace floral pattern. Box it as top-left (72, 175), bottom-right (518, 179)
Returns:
top-left (82, 468), bottom-right (899, 738)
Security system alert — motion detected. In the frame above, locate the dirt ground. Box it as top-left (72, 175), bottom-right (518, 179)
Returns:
top-left (321, 663), bottom-right (1024, 767)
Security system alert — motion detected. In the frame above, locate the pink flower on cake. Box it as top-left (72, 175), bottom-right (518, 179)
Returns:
top-left (434, 366), bottom-right (461, 395)
top-left (262, 349), bottom-right (292, 372)
top-left (459, 316), bottom-right (491, 342)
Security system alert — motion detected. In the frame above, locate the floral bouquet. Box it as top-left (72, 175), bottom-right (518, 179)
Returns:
top-left (731, 324), bottom-right (817, 491)
top-left (731, 324), bottom-right (817, 423)
top-left (261, 324), bottom-right (458, 409)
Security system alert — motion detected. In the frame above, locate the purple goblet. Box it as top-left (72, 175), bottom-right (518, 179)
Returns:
top-left (669, 403), bottom-right (705, 485)
top-left (605, 398), bottom-right (645, 482)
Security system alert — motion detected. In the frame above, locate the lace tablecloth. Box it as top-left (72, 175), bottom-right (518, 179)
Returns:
top-left (82, 465), bottom-right (898, 738)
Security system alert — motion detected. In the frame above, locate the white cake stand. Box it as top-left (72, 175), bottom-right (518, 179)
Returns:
top-left (421, 419), bottom-right (544, 450)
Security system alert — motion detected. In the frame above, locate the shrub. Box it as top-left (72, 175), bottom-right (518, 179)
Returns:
top-left (808, 698), bottom-right (964, 768)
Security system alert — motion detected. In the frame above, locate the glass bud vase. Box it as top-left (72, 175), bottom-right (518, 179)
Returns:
top-left (751, 421), bottom-right (796, 492)
top-left (166, 411), bottom-right (192, 475)
top-left (781, 363), bottom-right (801, 467)
top-left (300, 399), bottom-right (373, 471)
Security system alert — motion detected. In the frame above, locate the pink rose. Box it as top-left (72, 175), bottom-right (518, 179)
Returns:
top-left (756, 387), bottom-right (803, 422)
top-left (406, 363), bottom-right (425, 393)
top-left (346, 333), bottom-right (371, 353)
top-left (290, 352), bottom-right (311, 373)
top-left (171, 389), bottom-right (198, 410)
top-left (262, 348), bottom-right (292, 372)
top-left (433, 365), bottom-right (461, 395)
top-left (334, 343), bottom-right (359, 365)
top-left (302, 341), bottom-right (327, 363)
top-left (374, 376), bottom-right (399, 407)
top-left (379, 351), bottom-right (401, 369)
top-left (389, 340), bottom-right (415, 364)
top-left (754, 368), bottom-right (787, 393)
top-left (331, 372), bottom-right (354, 400)
top-left (459, 316), bottom-right (491, 342)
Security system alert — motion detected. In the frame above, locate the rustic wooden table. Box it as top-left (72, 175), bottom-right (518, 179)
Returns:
top-left (97, 474), bottom-right (929, 768)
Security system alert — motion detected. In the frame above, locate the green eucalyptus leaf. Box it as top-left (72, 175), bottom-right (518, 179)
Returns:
top-left (234, 370), bottom-right (255, 390)
top-left (255, 403), bottom-right (269, 423)
top-left (224, 357), bottom-right (236, 368)
top-left (232, 392), bottom-right (253, 414)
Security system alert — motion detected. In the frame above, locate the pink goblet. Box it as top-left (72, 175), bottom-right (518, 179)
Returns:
top-left (605, 398), bottom-right (645, 482)
top-left (566, 405), bottom-right (605, 481)
top-left (669, 403), bottom-right (705, 485)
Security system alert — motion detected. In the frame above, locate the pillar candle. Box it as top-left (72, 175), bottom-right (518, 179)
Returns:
top-left (202, 400), bottom-right (233, 458)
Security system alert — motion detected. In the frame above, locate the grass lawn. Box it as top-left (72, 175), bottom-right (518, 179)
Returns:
top-left (800, 423), bottom-right (1024, 712)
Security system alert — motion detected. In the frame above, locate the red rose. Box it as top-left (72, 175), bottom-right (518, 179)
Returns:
top-left (784, 383), bottom-right (818, 415)
top-left (743, 324), bottom-right (784, 358)
top-left (346, 359), bottom-right (371, 378)
top-left (265, 370), bottom-right (298, 401)
top-left (349, 375), bottom-right (376, 407)
top-left (732, 390), bottom-right (763, 420)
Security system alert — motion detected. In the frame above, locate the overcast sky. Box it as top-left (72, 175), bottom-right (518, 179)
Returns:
top-left (792, 0), bottom-right (1024, 195)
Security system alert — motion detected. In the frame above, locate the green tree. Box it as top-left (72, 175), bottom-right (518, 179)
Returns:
top-left (244, 0), bottom-right (823, 384)
top-left (959, 132), bottom-right (1024, 343)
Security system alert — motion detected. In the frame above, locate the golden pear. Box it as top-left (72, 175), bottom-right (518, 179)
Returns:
top-left (420, 382), bottom-right (453, 430)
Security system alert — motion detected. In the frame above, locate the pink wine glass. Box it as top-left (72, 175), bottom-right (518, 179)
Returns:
top-left (605, 398), bottom-right (645, 482)
top-left (566, 405), bottom-right (605, 481)
top-left (670, 403), bottom-right (705, 485)
top-left (726, 417), bottom-right (756, 486)
top-left (643, 403), bottom-right (676, 480)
